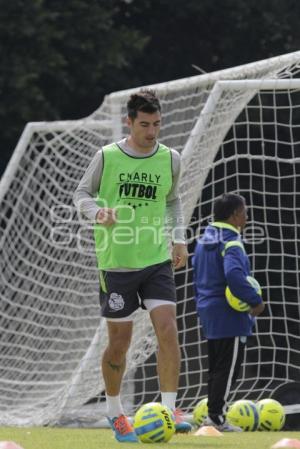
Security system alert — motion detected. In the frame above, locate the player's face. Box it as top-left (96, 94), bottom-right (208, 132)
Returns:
top-left (127, 111), bottom-right (161, 152)
top-left (234, 205), bottom-right (248, 230)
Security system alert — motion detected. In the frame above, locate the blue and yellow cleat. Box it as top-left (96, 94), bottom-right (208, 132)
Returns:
top-left (173, 409), bottom-right (193, 433)
top-left (107, 414), bottom-right (139, 443)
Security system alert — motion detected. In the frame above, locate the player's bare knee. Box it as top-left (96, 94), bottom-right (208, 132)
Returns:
top-left (156, 320), bottom-right (178, 348)
top-left (106, 339), bottom-right (130, 361)
top-left (106, 321), bottom-right (132, 352)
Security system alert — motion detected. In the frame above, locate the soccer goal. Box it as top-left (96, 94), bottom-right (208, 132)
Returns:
top-left (0, 51), bottom-right (300, 426)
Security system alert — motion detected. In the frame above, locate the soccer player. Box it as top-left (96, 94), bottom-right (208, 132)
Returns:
top-left (73, 89), bottom-right (192, 442)
top-left (192, 193), bottom-right (265, 432)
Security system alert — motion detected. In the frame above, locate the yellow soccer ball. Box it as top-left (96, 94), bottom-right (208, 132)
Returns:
top-left (227, 399), bottom-right (260, 431)
top-left (225, 275), bottom-right (262, 312)
top-left (257, 398), bottom-right (285, 431)
top-left (133, 402), bottom-right (175, 443)
top-left (193, 397), bottom-right (208, 426)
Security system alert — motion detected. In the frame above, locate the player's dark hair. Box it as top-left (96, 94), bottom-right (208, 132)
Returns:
top-left (214, 193), bottom-right (245, 221)
top-left (127, 89), bottom-right (161, 119)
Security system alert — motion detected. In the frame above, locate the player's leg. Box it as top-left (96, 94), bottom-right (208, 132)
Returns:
top-left (140, 262), bottom-right (192, 432)
top-left (102, 319), bottom-right (139, 442)
top-left (149, 303), bottom-right (180, 393)
top-left (102, 320), bottom-right (133, 398)
top-left (147, 302), bottom-right (192, 432)
top-left (204, 336), bottom-right (245, 431)
top-left (100, 270), bottom-right (140, 442)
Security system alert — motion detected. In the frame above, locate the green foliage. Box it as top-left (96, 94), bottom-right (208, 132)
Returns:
top-left (1, 0), bottom-right (300, 175)
top-left (123, 0), bottom-right (300, 85)
top-left (0, 0), bottom-right (148, 170)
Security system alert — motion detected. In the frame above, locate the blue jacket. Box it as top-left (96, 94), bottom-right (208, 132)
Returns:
top-left (192, 222), bottom-right (263, 339)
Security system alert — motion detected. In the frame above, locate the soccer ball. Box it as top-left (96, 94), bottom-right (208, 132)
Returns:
top-left (193, 397), bottom-right (208, 426)
top-left (225, 275), bottom-right (262, 312)
top-left (133, 402), bottom-right (175, 443)
top-left (257, 398), bottom-right (285, 431)
top-left (226, 399), bottom-right (260, 431)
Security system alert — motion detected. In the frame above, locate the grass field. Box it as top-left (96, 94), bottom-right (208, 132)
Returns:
top-left (1, 428), bottom-right (300, 449)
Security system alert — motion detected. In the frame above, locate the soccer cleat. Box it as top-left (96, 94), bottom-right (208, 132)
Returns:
top-left (173, 408), bottom-right (193, 433)
top-left (107, 414), bottom-right (139, 443)
top-left (202, 416), bottom-right (243, 432)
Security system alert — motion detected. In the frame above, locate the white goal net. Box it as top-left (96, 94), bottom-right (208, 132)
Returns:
top-left (0, 52), bottom-right (300, 426)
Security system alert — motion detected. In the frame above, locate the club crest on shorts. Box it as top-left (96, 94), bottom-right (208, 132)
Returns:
top-left (108, 292), bottom-right (125, 311)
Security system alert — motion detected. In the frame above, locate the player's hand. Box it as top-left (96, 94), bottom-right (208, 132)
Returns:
top-left (96, 208), bottom-right (117, 225)
top-left (250, 302), bottom-right (265, 316)
top-left (172, 243), bottom-right (188, 269)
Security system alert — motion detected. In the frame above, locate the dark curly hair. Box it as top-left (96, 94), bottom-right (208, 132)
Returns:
top-left (214, 193), bottom-right (246, 221)
top-left (127, 89), bottom-right (161, 119)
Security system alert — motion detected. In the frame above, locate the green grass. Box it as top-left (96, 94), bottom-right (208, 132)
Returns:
top-left (1, 428), bottom-right (300, 449)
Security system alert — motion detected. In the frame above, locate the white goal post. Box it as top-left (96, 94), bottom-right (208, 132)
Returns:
top-left (0, 52), bottom-right (300, 426)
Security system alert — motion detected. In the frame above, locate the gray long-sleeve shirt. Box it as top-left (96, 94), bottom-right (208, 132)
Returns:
top-left (73, 138), bottom-right (186, 244)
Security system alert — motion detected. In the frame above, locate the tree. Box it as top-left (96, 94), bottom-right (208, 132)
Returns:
top-left (121, 0), bottom-right (300, 85)
top-left (1, 0), bottom-right (300, 176)
top-left (0, 0), bottom-right (149, 175)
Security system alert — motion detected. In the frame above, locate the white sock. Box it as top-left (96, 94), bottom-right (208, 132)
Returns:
top-left (161, 392), bottom-right (177, 411)
top-left (106, 394), bottom-right (124, 418)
